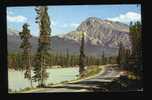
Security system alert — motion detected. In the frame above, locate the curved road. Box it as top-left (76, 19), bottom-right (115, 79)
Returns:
top-left (28, 64), bottom-right (121, 93)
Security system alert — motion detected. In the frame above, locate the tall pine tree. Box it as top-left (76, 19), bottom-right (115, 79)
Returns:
top-left (101, 50), bottom-right (106, 65)
top-left (19, 23), bottom-right (32, 87)
top-left (117, 41), bottom-right (130, 69)
top-left (79, 32), bottom-right (86, 76)
top-left (33, 6), bottom-right (51, 87)
top-left (66, 48), bottom-right (70, 67)
top-left (117, 41), bottom-right (124, 66)
top-left (129, 21), bottom-right (142, 72)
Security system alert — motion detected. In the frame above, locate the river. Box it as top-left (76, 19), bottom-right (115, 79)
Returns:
top-left (8, 67), bottom-right (79, 91)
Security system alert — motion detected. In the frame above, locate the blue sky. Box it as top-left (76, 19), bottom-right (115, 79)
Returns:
top-left (7, 4), bottom-right (141, 37)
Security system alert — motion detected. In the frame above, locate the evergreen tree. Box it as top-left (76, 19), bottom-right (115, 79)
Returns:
top-left (16, 53), bottom-right (22, 70)
top-left (66, 48), bottom-right (70, 67)
top-left (71, 54), bottom-right (75, 67)
top-left (117, 41), bottom-right (124, 66)
top-left (33, 6), bottom-right (51, 87)
top-left (123, 49), bottom-right (131, 69)
top-left (19, 23), bottom-right (32, 87)
top-left (59, 52), bottom-right (63, 66)
top-left (96, 58), bottom-right (100, 65)
top-left (8, 54), bottom-right (12, 69)
top-left (85, 56), bottom-right (89, 66)
top-left (79, 32), bottom-right (86, 76)
top-left (108, 57), bottom-right (112, 64)
top-left (129, 21), bottom-right (142, 71)
top-left (9, 54), bottom-right (17, 69)
top-left (101, 51), bottom-right (106, 65)
top-left (117, 41), bottom-right (130, 69)
top-left (75, 54), bottom-right (79, 66)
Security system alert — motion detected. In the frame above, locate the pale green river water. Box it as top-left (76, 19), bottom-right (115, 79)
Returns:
top-left (8, 67), bottom-right (79, 91)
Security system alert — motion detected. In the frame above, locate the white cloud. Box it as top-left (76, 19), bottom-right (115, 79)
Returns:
top-left (60, 23), bottom-right (79, 28)
top-left (107, 12), bottom-right (141, 24)
top-left (50, 19), bottom-right (79, 29)
top-left (70, 23), bottom-right (79, 28)
top-left (7, 14), bottom-right (27, 23)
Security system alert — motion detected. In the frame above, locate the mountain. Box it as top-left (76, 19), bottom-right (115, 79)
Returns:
top-left (7, 17), bottom-right (132, 57)
top-left (7, 27), bottom-right (19, 36)
top-left (7, 28), bottom-right (38, 53)
top-left (63, 17), bottom-right (131, 49)
top-left (7, 28), bottom-right (80, 54)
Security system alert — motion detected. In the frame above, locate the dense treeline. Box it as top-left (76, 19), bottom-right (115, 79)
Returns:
top-left (129, 21), bottom-right (142, 71)
top-left (113, 21), bottom-right (143, 90)
top-left (8, 52), bottom-right (118, 70)
top-left (117, 41), bottom-right (131, 69)
top-left (116, 21), bottom-right (142, 72)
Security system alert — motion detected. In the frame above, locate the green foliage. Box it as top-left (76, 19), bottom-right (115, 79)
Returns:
top-left (20, 87), bottom-right (32, 92)
top-left (8, 53), bottom-right (17, 70)
top-left (129, 21), bottom-right (142, 71)
top-left (32, 52), bottom-right (41, 82)
top-left (79, 32), bottom-right (85, 75)
top-left (8, 52), bottom-right (118, 70)
top-left (117, 41), bottom-right (124, 65)
top-left (117, 41), bottom-right (131, 69)
top-left (129, 21), bottom-right (142, 57)
top-left (19, 23), bottom-right (32, 87)
top-left (33, 6), bottom-right (51, 87)
top-left (80, 66), bottom-right (102, 78)
top-left (101, 51), bottom-right (106, 65)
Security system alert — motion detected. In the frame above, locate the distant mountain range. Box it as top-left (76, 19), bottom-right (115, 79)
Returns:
top-left (64, 17), bottom-right (131, 48)
top-left (7, 17), bottom-right (131, 57)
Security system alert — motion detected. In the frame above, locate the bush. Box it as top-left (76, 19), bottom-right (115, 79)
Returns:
top-left (48, 83), bottom-right (54, 85)
top-left (82, 66), bottom-right (102, 78)
top-left (8, 89), bottom-right (12, 92)
top-left (18, 87), bottom-right (36, 92)
top-left (60, 80), bottom-right (69, 84)
top-left (21, 87), bottom-right (32, 91)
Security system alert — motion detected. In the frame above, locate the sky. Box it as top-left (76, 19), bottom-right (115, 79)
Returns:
top-left (7, 4), bottom-right (141, 37)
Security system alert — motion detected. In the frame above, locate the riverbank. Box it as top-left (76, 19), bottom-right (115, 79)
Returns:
top-left (68, 65), bottom-right (105, 84)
